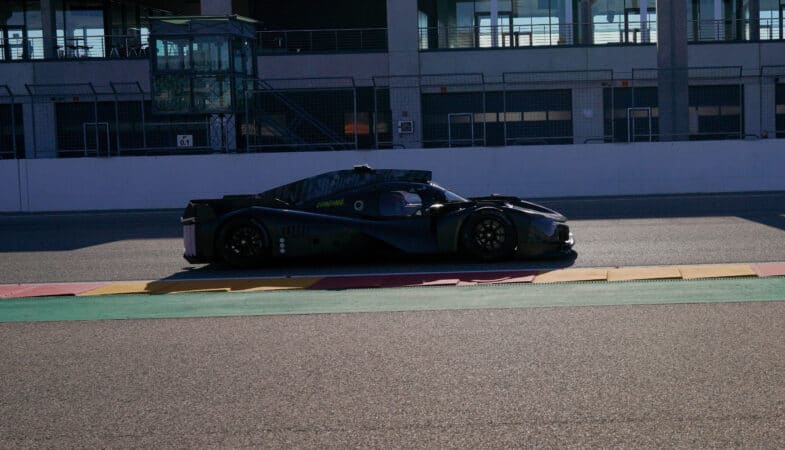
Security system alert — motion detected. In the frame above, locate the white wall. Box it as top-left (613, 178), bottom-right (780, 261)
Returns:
top-left (1, 139), bottom-right (783, 212)
top-left (0, 161), bottom-right (22, 212)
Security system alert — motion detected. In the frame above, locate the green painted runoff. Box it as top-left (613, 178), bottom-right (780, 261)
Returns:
top-left (1, 277), bottom-right (784, 323)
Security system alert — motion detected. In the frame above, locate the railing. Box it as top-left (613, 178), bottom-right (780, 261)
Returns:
top-left (257, 28), bottom-right (388, 54)
top-left (418, 23), bottom-right (657, 49)
top-left (419, 18), bottom-right (785, 50)
top-left (0, 34), bottom-right (150, 61)
top-left (687, 18), bottom-right (784, 41)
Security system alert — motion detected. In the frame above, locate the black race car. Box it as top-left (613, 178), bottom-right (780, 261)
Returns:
top-left (182, 166), bottom-right (574, 267)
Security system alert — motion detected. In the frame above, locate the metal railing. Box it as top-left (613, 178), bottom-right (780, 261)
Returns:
top-left (0, 33), bottom-right (150, 61)
top-left (258, 28), bottom-right (388, 54)
top-left (418, 18), bottom-right (785, 50)
top-left (687, 18), bottom-right (784, 41)
top-left (418, 23), bottom-right (657, 49)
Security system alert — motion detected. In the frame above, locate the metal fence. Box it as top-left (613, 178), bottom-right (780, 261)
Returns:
top-left (419, 18), bottom-right (783, 50)
top-left (0, 34), bottom-right (150, 61)
top-left (1, 68), bottom-right (779, 158)
top-left (257, 28), bottom-right (388, 54)
top-left (761, 65), bottom-right (785, 139)
top-left (23, 82), bottom-right (212, 158)
top-left (242, 77), bottom-right (359, 152)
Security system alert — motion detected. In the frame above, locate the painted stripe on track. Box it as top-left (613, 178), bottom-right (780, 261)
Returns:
top-left (752, 262), bottom-right (785, 277)
top-left (607, 266), bottom-right (682, 282)
top-left (677, 264), bottom-right (758, 280)
top-left (533, 268), bottom-right (609, 283)
top-left (1, 262), bottom-right (783, 300)
top-left (0, 282), bottom-right (110, 299)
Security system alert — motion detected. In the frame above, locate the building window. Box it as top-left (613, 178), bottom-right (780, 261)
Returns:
top-left (604, 85), bottom-right (743, 142)
top-left (421, 89), bottom-right (572, 147)
top-left (505, 89), bottom-right (572, 145)
top-left (776, 83), bottom-right (785, 137)
top-left (688, 85), bottom-right (743, 140)
top-left (0, 0), bottom-right (42, 60)
top-left (603, 86), bottom-right (659, 142)
top-left (0, 103), bottom-right (24, 158)
top-left (55, 100), bottom-right (210, 157)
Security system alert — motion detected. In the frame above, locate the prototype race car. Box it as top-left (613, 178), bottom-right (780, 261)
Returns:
top-left (182, 166), bottom-right (574, 267)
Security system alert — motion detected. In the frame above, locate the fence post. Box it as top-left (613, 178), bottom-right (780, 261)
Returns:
top-left (353, 86), bottom-right (358, 149)
top-left (113, 89), bottom-right (121, 156)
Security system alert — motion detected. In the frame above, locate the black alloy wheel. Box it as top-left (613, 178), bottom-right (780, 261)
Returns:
top-left (218, 218), bottom-right (268, 268)
top-left (461, 211), bottom-right (516, 261)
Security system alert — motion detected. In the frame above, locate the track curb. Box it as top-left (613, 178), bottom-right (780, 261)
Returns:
top-left (1, 262), bottom-right (784, 300)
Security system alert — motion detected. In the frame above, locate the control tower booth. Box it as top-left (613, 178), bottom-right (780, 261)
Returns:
top-left (149, 15), bottom-right (258, 149)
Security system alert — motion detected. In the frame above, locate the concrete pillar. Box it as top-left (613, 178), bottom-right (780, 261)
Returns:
top-left (490, 0), bottom-right (499, 48)
top-left (713, 0), bottom-right (724, 40)
top-left (744, 79), bottom-right (762, 138)
top-left (749, 0), bottom-right (760, 40)
top-left (572, 87), bottom-right (605, 144)
top-left (386, 0), bottom-right (422, 149)
top-left (558, 0), bottom-right (574, 45)
top-left (657, 0), bottom-right (690, 141)
top-left (201, 0), bottom-right (233, 16)
top-left (580, 0), bottom-right (593, 45)
top-left (759, 77), bottom-right (777, 138)
top-left (40, 0), bottom-right (58, 59)
top-left (641, 0), bottom-right (650, 43)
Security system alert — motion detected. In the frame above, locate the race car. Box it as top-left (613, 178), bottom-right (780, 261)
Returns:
top-left (181, 165), bottom-right (574, 267)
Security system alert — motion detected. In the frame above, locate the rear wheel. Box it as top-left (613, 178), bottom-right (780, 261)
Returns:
top-left (217, 217), bottom-right (269, 268)
top-left (460, 210), bottom-right (516, 261)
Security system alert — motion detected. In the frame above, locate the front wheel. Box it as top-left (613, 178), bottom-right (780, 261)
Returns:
top-left (460, 210), bottom-right (516, 261)
top-left (217, 217), bottom-right (269, 268)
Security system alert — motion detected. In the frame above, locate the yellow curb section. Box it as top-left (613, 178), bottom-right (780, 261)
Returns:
top-left (80, 282), bottom-right (153, 296)
top-left (533, 268), bottom-right (609, 284)
top-left (678, 264), bottom-right (757, 280)
top-left (80, 278), bottom-right (320, 296)
top-left (607, 266), bottom-right (682, 282)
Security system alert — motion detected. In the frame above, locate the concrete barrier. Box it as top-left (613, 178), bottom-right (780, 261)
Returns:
top-left (0, 160), bottom-right (22, 212)
top-left (1, 139), bottom-right (783, 212)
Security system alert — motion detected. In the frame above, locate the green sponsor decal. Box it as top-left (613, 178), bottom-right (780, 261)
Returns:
top-left (316, 198), bottom-right (345, 208)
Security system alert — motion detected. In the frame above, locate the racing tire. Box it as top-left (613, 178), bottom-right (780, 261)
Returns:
top-left (216, 217), bottom-right (269, 268)
top-left (460, 210), bottom-right (516, 261)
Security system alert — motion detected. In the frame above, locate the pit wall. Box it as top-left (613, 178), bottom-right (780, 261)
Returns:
top-left (1, 139), bottom-right (783, 213)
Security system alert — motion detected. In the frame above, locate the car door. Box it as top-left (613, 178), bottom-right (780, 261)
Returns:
top-left (361, 185), bottom-right (440, 255)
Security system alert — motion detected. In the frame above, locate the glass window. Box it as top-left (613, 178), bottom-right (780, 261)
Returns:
top-left (63, 0), bottom-right (104, 57)
top-left (0, 103), bottom-right (25, 159)
top-left (232, 37), bottom-right (254, 75)
top-left (193, 76), bottom-right (232, 112)
top-left (759, 0), bottom-right (783, 40)
top-left (1, 1), bottom-right (26, 27)
top-left (153, 74), bottom-right (191, 113)
top-left (776, 84), bottom-right (785, 137)
top-left (192, 36), bottom-right (229, 72)
top-left (379, 191), bottom-right (423, 218)
top-left (591, 0), bottom-right (656, 44)
top-left (688, 84), bottom-right (743, 140)
top-left (603, 86), bottom-right (659, 142)
top-left (155, 37), bottom-right (190, 70)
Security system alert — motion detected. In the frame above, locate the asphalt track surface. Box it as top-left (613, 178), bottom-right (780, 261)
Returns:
top-left (2, 282), bottom-right (785, 447)
top-left (2, 192), bottom-right (785, 447)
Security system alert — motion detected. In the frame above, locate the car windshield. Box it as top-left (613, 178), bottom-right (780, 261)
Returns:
top-left (430, 183), bottom-right (468, 203)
